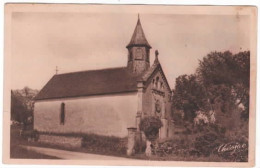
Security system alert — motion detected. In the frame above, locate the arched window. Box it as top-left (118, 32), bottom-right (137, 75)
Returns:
top-left (161, 82), bottom-right (164, 90)
top-left (152, 79), bottom-right (155, 88)
top-left (60, 103), bottom-right (65, 125)
top-left (156, 77), bottom-right (159, 89)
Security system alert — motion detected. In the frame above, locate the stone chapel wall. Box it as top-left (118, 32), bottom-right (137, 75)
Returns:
top-left (142, 70), bottom-right (173, 138)
top-left (34, 92), bottom-right (138, 138)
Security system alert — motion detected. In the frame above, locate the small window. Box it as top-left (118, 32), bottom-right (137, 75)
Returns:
top-left (136, 48), bottom-right (144, 60)
top-left (152, 79), bottom-right (155, 88)
top-left (60, 103), bottom-right (65, 125)
top-left (156, 77), bottom-right (159, 89)
top-left (129, 50), bottom-right (133, 61)
top-left (161, 82), bottom-right (164, 90)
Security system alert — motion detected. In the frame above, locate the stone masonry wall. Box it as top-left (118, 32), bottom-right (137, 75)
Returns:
top-left (143, 70), bottom-right (172, 118)
top-left (38, 134), bottom-right (82, 148)
top-left (142, 69), bottom-right (173, 138)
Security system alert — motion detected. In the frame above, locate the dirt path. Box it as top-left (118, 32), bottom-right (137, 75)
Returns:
top-left (21, 145), bottom-right (133, 160)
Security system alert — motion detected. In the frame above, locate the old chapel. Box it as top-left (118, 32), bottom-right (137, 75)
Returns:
top-left (34, 16), bottom-right (174, 139)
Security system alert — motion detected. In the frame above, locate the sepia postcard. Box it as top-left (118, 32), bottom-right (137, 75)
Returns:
top-left (3, 4), bottom-right (257, 167)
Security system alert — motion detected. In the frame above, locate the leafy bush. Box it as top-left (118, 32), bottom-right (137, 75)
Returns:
top-left (216, 125), bottom-right (248, 162)
top-left (153, 138), bottom-right (191, 157)
top-left (194, 132), bottom-right (223, 157)
top-left (139, 116), bottom-right (162, 141)
top-left (152, 123), bottom-right (248, 162)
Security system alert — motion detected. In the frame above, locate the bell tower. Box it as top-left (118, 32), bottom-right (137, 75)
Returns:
top-left (126, 15), bottom-right (151, 74)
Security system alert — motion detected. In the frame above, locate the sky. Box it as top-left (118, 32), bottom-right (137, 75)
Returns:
top-left (10, 10), bottom-right (250, 90)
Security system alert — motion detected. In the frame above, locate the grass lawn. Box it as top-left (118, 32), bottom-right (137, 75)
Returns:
top-left (10, 125), bottom-right (59, 159)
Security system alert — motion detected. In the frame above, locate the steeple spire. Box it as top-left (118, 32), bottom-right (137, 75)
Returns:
top-left (126, 15), bottom-right (151, 49)
top-left (126, 15), bottom-right (151, 74)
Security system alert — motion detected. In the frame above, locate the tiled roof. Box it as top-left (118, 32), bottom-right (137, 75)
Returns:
top-left (35, 67), bottom-right (141, 100)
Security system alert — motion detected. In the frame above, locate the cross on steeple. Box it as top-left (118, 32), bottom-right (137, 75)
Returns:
top-left (55, 66), bottom-right (59, 74)
top-left (155, 50), bottom-right (159, 59)
top-left (154, 50), bottom-right (160, 64)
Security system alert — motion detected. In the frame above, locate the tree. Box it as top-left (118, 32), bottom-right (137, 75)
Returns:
top-left (172, 50), bottom-right (250, 126)
top-left (11, 90), bottom-right (28, 123)
top-left (172, 74), bottom-right (208, 122)
top-left (196, 51), bottom-right (250, 120)
top-left (232, 51), bottom-right (250, 120)
top-left (11, 87), bottom-right (39, 128)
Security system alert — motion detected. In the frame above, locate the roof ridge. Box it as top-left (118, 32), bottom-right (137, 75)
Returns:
top-left (56, 66), bottom-right (127, 76)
